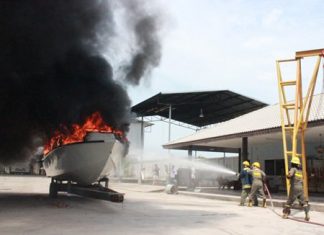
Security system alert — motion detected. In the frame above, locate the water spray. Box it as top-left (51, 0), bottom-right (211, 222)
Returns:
top-left (132, 154), bottom-right (236, 176)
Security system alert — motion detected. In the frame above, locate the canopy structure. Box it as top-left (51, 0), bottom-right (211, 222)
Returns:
top-left (131, 90), bottom-right (267, 127)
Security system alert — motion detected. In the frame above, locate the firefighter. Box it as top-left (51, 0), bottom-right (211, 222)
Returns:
top-left (247, 162), bottom-right (267, 208)
top-left (282, 157), bottom-right (310, 221)
top-left (238, 161), bottom-right (252, 206)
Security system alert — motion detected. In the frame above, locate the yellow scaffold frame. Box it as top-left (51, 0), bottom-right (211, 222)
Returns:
top-left (276, 48), bottom-right (324, 201)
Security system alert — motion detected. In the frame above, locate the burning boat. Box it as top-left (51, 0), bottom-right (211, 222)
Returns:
top-left (42, 112), bottom-right (127, 202)
top-left (43, 132), bottom-right (126, 185)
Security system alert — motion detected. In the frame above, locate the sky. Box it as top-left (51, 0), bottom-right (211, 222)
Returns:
top-left (126, 0), bottom-right (324, 158)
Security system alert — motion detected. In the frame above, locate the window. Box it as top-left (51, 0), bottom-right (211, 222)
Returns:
top-left (265, 160), bottom-right (275, 175)
top-left (265, 159), bottom-right (285, 176)
top-left (275, 159), bottom-right (285, 176)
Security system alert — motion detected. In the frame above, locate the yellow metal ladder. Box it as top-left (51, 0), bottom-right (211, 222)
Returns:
top-left (276, 49), bottom-right (323, 201)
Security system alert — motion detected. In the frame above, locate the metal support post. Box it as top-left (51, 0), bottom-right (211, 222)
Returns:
top-left (168, 104), bottom-right (172, 142)
top-left (242, 137), bottom-right (248, 162)
top-left (238, 148), bottom-right (242, 173)
top-left (188, 146), bottom-right (192, 160)
top-left (139, 116), bottom-right (144, 184)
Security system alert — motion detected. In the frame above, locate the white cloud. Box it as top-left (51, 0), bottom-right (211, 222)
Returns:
top-left (243, 36), bottom-right (274, 49)
top-left (262, 8), bottom-right (283, 26)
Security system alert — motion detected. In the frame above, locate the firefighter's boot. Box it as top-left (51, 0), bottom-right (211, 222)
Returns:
top-left (282, 206), bottom-right (290, 219)
top-left (304, 204), bottom-right (310, 221)
top-left (247, 199), bottom-right (253, 207)
top-left (262, 199), bottom-right (267, 208)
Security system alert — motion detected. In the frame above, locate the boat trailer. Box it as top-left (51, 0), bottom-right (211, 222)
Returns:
top-left (49, 178), bottom-right (124, 203)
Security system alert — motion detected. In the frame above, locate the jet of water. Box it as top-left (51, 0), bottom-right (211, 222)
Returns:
top-left (134, 155), bottom-right (236, 176)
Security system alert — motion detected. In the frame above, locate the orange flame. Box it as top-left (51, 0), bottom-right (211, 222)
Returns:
top-left (44, 112), bottom-right (123, 155)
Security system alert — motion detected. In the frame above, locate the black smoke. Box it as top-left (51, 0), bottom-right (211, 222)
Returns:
top-left (120, 0), bottom-right (162, 85)
top-left (0, 0), bottom-right (162, 163)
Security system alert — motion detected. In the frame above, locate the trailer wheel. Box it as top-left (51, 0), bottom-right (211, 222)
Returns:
top-left (49, 182), bottom-right (58, 198)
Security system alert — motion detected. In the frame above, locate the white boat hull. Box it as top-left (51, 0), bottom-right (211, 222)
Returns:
top-left (43, 133), bottom-right (125, 185)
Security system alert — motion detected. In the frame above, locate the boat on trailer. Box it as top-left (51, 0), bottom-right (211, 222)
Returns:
top-left (42, 132), bottom-right (126, 202)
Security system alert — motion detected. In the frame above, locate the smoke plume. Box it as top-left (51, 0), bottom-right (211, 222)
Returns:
top-left (0, 0), bottom-right (163, 163)
top-left (120, 0), bottom-right (162, 85)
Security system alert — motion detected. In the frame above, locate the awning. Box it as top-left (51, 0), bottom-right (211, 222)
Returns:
top-left (131, 90), bottom-right (267, 127)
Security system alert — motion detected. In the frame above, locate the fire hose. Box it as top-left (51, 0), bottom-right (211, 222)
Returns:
top-left (263, 184), bottom-right (324, 227)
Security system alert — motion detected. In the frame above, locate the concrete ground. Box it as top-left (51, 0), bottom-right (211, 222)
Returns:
top-left (0, 176), bottom-right (324, 235)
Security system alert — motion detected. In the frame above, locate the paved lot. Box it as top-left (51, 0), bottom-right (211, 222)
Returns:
top-left (0, 176), bottom-right (324, 235)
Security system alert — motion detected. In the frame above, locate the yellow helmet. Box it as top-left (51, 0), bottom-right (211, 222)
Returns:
top-left (252, 162), bottom-right (260, 168)
top-left (291, 157), bottom-right (301, 165)
top-left (242, 161), bottom-right (250, 167)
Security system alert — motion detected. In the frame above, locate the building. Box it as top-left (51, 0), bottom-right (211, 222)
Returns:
top-left (131, 90), bottom-right (267, 185)
top-left (163, 93), bottom-right (324, 192)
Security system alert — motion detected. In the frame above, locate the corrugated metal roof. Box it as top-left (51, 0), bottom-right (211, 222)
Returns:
top-left (164, 93), bottom-right (324, 147)
top-left (131, 90), bottom-right (267, 127)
